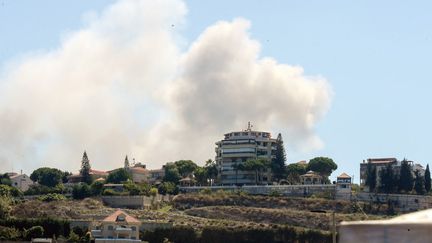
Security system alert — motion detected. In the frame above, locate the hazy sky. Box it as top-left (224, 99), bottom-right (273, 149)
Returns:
top-left (1, 1), bottom-right (431, 182)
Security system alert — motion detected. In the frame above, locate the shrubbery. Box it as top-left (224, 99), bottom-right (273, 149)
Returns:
top-left (72, 183), bottom-right (92, 199)
top-left (38, 193), bottom-right (66, 202)
top-left (0, 218), bottom-right (70, 239)
top-left (24, 184), bottom-right (66, 196)
top-left (0, 226), bottom-right (20, 240)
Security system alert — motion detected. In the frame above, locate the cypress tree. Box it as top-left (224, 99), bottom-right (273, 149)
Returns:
top-left (425, 164), bottom-right (431, 193)
top-left (365, 162), bottom-right (377, 192)
top-left (414, 170), bottom-right (426, 195)
top-left (380, 163), bottom-right (397, 193)
top-left (271, 133), bottom-right (287, 182)
top-left (124, 155), bottom-right (130, 169)
top-left (398, 159), bottom-right (414, 193)
top-left (80, 151), bottom-right (92, 184)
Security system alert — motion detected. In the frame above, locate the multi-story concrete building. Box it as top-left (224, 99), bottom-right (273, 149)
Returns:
top-left (215, 125), bottom-right (277, 185)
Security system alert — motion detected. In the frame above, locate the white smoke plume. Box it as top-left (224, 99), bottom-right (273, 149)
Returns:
top-left (0, 0), bottom-right (332, 173)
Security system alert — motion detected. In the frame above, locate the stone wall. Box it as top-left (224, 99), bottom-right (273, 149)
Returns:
top-left (179, 185), bottom-right (338, 198)
top-left (101, 195), bottom-right (172, 209)
top-left (355, 192), bottom-right (432, 212)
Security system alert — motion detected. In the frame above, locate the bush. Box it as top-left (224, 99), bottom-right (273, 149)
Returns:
top-left (24, 184), bottom-right (64, 196)
top-left (0, 226), bottom-right (21, 240)
top-left (38, 193), bottom-right (66, 202)
top-left (24, 226), bottom-right (44, 240)
top-left (90, 181), bottom-right (105, 196)
top-left (72, 183), bottom-right (92, 199)
top-left (124, 182), bottom-right (141, 196)
top-left (158, 182), bottom-right (178, 195)
top-left (0, 218), bottom-right (69, 239)
top-left (0, 196), bottom-right (11, 219)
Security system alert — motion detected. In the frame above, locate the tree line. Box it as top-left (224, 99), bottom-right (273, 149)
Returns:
top-left (365, 159), bottom-right (431, 195)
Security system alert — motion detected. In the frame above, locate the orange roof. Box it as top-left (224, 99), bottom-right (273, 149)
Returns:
top-left (338, 173), bottom-right (351, 179)
top-left (129, 167), bottom-right (148, 173)
top-left (90, 169), bottom-right (108, 176)
top-left (102, 210), bottom-right (140, 224)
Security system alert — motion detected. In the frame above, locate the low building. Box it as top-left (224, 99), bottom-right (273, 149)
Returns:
top-left (360, 157), bottom-right (425, 191)
top-left (92, 210), bottom-right (141, 242)
top-left (359, 158), bottom-right (398, 187)
top-left (67, 169), bottom-right (109, 184)
top-left (127, 165), bottom-right (149, 184)
top-left (9, 173), bottom-right (33, 191)
top-left (148, 168), bottom-right (165, 184)
top-left (300, 171), bottom-right (322, 185)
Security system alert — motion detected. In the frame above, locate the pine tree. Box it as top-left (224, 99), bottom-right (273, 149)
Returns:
top-left (124, 155), bottom-right (130, 169)
top-left (271, 133), bottom-right (287, 182)
top-left (425, 164), bottom-right (431, 193)
top-left (414, 170), bottom-right (426, 195)
top-left (398, 159), bottom-right (414, 193)
top-left (80, 151), bottom-right (92, 184)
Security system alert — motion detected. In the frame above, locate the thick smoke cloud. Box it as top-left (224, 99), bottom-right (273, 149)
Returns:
top-left (0, 0), bottom-right (331, 173)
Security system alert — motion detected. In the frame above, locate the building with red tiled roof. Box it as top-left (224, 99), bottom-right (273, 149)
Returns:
top-left (92, 210), bottom-right (141, 242)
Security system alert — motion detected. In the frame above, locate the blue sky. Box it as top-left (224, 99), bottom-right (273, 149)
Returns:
top-left (1, 1), bottom-right (432, 182)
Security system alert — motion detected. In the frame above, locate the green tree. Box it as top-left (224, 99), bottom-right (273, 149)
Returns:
top-left (286, 163), bottom-right (307, 184)
top-left (124, 181), bottom-right (141, 195)
top-left (398, 159), bottom-right (414, 193)
top-left (72, 183), bottom-right (92, 199)
top-left (0, 196), bottom-right (11, 219)
top-left (379, 163), bottom-right (397, 193)
top-left (414, 170), bottom-right (426, 195)
top-left (240, 158), bottom-right (271, 185)
top-left (194, 167), bottom-right (207, 186)
top-left (204, 159), bottom-right (218, 184)
top-left (271, 133), bottom-right (287, 181)
top-left (30, 167), bottom-right (63, 187)
top-left (90, 181), bottom-right (104, 196)
top-left (174, 160), bottom-right (198, 177)
top-left (62, 171), bottom-right (72, 183)
top-left (106, 168), bottom-right (131, 184)
top-left (0, 174), bottom-right (12, 186)
top-left (365, 162), bottom-right (377, 192)
top-left (425, 164), bottom-right (431, 193)
top-left (158, 182), bottom-right (177, 195)
top-left (124, 155), bottom-right (130, 169)
top-left (80, 151), bottom-right (92, 184)
top-left (163, 163), bottom-right (181, 184)
top-left (307, 157), bottom-right (338, 183)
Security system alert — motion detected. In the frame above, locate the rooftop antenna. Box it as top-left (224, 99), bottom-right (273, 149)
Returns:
top-left (246, 121), bottom-right (253, 131)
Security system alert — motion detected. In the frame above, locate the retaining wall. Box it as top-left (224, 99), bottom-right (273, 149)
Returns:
top-left (355, 192), bottom-right (432, 212)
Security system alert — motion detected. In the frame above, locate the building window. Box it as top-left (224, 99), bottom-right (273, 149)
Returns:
top-left (108, 225), bottom-right (113, 230)
top-left (131, 226), bottom-right (136, 231)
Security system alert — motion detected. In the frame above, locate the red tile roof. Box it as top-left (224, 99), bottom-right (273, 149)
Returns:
top-left (102, 210), bottom-right (140, 224)
top-left (90, 169), bottom-right (108, 176)
top-left (129, 167), bottom-right (148, 173)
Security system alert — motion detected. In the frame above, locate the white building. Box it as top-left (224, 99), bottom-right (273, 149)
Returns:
top-left (10, 173), bottom-right (33, 191)
top-left (215, 124), bottom-right (277, 185)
